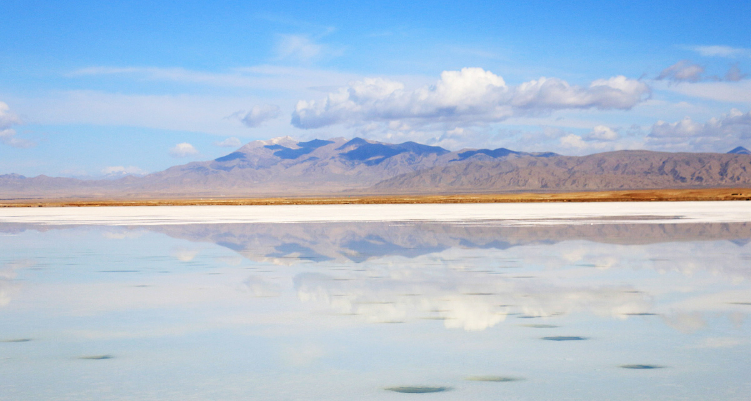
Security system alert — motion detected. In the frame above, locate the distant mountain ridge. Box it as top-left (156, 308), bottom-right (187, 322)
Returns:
top-left (728, 146), bottom-right (751, 155)
top-left (1, 137), bottom-right (750, 199)
top-left (373, 149), bottom-right (751, 193)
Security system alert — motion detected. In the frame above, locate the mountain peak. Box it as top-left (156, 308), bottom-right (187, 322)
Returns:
top-left (0, 173), bottom-right (26, 180)
top-left (239, 136), bottom-right (298, 151)
top-left (337, 139), bottom-right (448, 166)
top-left (263, 139), bottom-right (334, 160)
top-left (336, 137), bottom-right (373, 150)
top-left (728, 146), bottom-right (750, 155)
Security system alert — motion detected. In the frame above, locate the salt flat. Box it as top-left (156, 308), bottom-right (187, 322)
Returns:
top-left (1, 201), bottom-right (750, 226)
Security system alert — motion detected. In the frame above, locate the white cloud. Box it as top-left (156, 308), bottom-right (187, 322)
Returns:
top-left (657, 60), bottom-right (705, 83)
top-left (0, 260), bottom-right (34, 307)
top-left (9, 91), bottom-right (264, 137)
top-left (557, 127), bottom-right (644, 155)
top-left (276, 34), bottom-right (324, 61)
top-left (9, 65), bottom-right (364, 137)
top-left (583, 125), bottom-right (620, 141)
top-left (650, 117), bottom-right (705, 138)
top-left (101, 166), bottom-right (148, 176)
top-left (291, 68), bottom-right (650, 129)
top-left (657, 79), bottom-right (751, 103)
top-left (0, 102), bottom-right (22, 128)
top-left (169, 142), bottom-right (199, 157)
top-left (0, 102), bottom-right (35, 148)
top-left (692, 337), bottom-right (748, 349)
top-left (514, 75), bottom-right (649, 109)
top-left (172, 248), bottom-right (199, 262)
top-left (214, 137), bottom-right (243, 148)
top-left (560, 133), bottom-right (589, 149)
top-left (649, 108), bottom-right (751, 139)
top-left (656, 60), bottom-right (748, 84)
top-left (647, 108), bottom-right (751, 152)
top-left (102, 230), bottom-right (145, 240)
top-left (240, 276), bottom-right (281, 298)
top-left (72, 66), bottom-right (262, 88)
top-left (690, 45), bottom-right (751, 58)
top-left (295, 269), bottom-right (651, 331)
top-left (233, 104), bottom-right (281, 128)
top-left (71, 65), bottom-right (360, 92)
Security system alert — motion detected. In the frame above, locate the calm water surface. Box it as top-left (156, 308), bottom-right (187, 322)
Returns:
top-left (1, 203), bottom-right (750, 400)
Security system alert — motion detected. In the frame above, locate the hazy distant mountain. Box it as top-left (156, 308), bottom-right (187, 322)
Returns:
top-left (148, 221), bottom-right (751, 267)
top-left (1, 137), bottom-right (751, 199)
top-left (5, 220), bottom-right (750, 280)
top-left (728, 146), bottom-right (751, 155)
top-left (134, 137), bottom-right (457, 195)
top-left (372, 150), bottom-right (751, 193)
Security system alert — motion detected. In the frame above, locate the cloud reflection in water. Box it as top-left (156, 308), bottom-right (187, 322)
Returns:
top-left (1, 215), bottom-right (750, 400)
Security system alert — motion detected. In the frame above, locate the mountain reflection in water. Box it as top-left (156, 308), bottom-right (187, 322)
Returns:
top-left (1, 218), bottom-right (750, 400)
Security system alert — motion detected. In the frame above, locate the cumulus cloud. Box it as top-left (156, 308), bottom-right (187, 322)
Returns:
top-left (656, 60), bottom-right (747, 84)
top-left (647, 109), bottom-right (751, 151)
top-left (291, 68), bottom-right (650, 130)
top-left (169, 142), bottom-right (199, 157)
top-left (690, 45), bottom-right (751, 58)
top-left (0, 102), bottom-right (35, 148)
top-left (557, 125), bottom-right (641, 154)
top-left (214, 137), bottom-right (243, 147)
top-left (650, 117), bottom-right (705, 138)
top-left (649, 109), bottom-right (751, 139)
top-left (101, 166), bottom-right (148, 176)
top-left (583, 125), bottom-right (620, 141)
top-left (558, 134), bottom-right (617, 153)
top-left (657, 60), bottom-right (705, 83)
top-left (0, 102), bottom-right (21, 128)
top-left (233, 104), bottom-right (281, 128)
top-left (294, 270), bottom-right (651, 331)
top-left (559, 134), bottom-right (589, 149)
top-left (172, 247), bottom-right (199, 262)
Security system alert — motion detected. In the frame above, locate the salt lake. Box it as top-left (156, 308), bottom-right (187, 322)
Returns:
top-left (1, 202), bottom-right (750, 400)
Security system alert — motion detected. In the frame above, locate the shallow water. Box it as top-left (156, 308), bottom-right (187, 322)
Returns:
top-left (1, 203), bottom-right (750, 400)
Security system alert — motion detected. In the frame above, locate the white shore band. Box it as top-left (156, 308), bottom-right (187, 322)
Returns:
top-left (1, 201), bottom-right (751, 226)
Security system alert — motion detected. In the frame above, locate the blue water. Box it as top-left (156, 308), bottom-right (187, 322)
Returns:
top-left (1, 210), bottom-right (750, 400)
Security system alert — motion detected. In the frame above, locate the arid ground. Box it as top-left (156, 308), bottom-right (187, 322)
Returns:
top-left (1, 188), bottom-right (750, 207)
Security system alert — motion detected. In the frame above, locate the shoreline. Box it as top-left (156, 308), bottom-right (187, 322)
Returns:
top-left (1, 188), bottom-right (750, 207)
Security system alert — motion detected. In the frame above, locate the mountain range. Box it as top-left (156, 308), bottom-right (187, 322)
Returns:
top-left (1, 137), bottom-right (750, 199)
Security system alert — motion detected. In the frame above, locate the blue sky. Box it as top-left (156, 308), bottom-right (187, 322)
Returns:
top-left (1, 0), bottom-right (750, 177)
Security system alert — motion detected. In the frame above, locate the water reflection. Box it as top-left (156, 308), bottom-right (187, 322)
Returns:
top-left (466, 376), bottom-right (525, 382)
top-left (1, 216), bottom-right (750, 400)
top-left (620, 365), bottom-right (664, 370)
top-left (293, 271), bottom-right (650, 331)
top-left (78, 355), bottom-right (115, 360)
top-left (0, 259), bottom-right (33, 307)
top-left (385, 386), bottom-right (451, 393)
top-left (541, 336), bottom-right (589, 341)
top-left (146, 221), bottom-right (751, 265)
